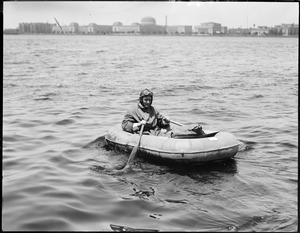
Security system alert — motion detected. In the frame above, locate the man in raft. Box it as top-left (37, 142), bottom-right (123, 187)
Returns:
top-left (122, 89), bottom-right (172, 137)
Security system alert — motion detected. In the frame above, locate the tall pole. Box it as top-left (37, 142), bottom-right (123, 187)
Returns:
top-left (165, 15), bottom-right (167, 35)
top-left (247, 5), bottom-right (248, 29)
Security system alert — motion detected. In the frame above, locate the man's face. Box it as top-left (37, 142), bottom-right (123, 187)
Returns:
top-left (142, 96), bottom-right (152, 108)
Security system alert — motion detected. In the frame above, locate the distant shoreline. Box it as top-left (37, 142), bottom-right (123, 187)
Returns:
top-left (3, 33), bottom-right (299, 38)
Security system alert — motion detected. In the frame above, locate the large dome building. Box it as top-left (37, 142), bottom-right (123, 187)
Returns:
top-left (70, 22), bottom-right (79, 28)
top-left (139, 16), bottom-right (165, 34)
top-left (113, 22), bottom-right (123, 26)
top-left (111, 16), bottom-right (164, 35)
top-left (141, 16), bottom-right (156, 26)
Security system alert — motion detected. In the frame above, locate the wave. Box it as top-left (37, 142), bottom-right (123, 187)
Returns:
top-left (95, 50), bottom-right (107, 53)
top-left (3, 83), bottom-right (17, 87)
top-left (248, 94), bottom-right (264, 100)
top-left (34, 97), bottom-right (52, 101)
top-left (54, 119), bottom-right (75, 125)
top-left (237, 140), bottom-right (254, 151)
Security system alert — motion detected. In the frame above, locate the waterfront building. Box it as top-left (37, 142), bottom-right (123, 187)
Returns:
top-left (52, 22), bottom-right (78, 34)
top-left (78, 25), bottom-right (89, 34)
top-left (139, 16), bottom-right (165, 34)
top-left (281, 23), bottom-right (298, 36)
top-left (251, 26), bottom-right (269, 36)
top-left (3, 28), bottom-right (19, 34)
top-left (19, 22), bottom-right (54, 34)
top-left (167, 25), bottom-right (192, 35)
top-left (221, 26), bottom-right (228, 34)
top-left (112, 22), bottom-right (139, 34)
top-left (69, 22), bottom-right (79, 33)
top-left (19, 23), bottom-right (31, 33)
top-left (140, 16), bottom-right (164, 34)
top-left (96, 25), bottom-right (113, 35)
top-left (141, 16), bottom-right (156, 26)
top-left (112, 17), bottom-right (165, 35)
top-left (250, 24), bottom-right (298, 36)
top-left (229, 28), bottom-right (251, 35)
top-left (53, 25), bottom-right (74, 34)
top-left (140, 24), bottom-right (165, 34)
top-left (52, 25), bottom-right (62, 33)
top-left (52, 22), bottom-right (112, 34)
top-left (87, 23), bottom-right (97, 34)
top-left (194, 24), bottom-right (212, 35)
top-left (269, 25), bottom-right (283, 35)
top-left (12, 20), bottom-right (298, 37)
top-left (31, 23), bottom-right (53, 33)
top-left (113, 22), bottom-right (123, 27)
top-left (194, 22), bottom-right (222, 35)
top-left (112, 22), bottom-right (123, 33)
top-left (88, 23), bottom-right (112, 34)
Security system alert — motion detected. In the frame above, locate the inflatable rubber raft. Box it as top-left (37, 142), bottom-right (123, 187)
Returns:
top-left (104, 129), bottom-right (239, 164)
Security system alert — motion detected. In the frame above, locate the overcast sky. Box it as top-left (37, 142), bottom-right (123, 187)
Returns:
top-left (3, 1), bottom-right (299, 29)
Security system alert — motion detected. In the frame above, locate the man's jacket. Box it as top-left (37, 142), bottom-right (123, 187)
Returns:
top-left (122, 103), bottom-right (168, 133)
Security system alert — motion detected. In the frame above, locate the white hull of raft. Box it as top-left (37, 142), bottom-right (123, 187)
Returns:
top-left (105, 129), bottom-right (239, 164)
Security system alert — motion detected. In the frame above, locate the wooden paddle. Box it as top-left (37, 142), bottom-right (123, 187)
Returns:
top-left (123, 123), bottom-right (145, 170)
top-left (170, 120), bottom-right (219, 136)
top-left (169, 119), bottom-right (184, 127)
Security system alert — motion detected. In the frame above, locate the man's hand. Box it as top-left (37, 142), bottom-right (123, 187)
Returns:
top-left (139, 120), bottom-right (147, 126)
top-left (163, 116), bottom-right (171, 124)
top-left (133, 120), bottom-right (147, 131)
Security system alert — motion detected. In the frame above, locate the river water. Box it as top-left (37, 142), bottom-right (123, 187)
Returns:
top-left (3, 34), bottom-right (298, 231)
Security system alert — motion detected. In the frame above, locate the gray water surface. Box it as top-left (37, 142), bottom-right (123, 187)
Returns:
top-left (3, 35), bottom-right (298, 231)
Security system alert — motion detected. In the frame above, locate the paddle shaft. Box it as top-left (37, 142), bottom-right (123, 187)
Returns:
top-left (170, 119), bottom-right (185, 127)
top-left (125, 124), bottom-right (145, 166)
